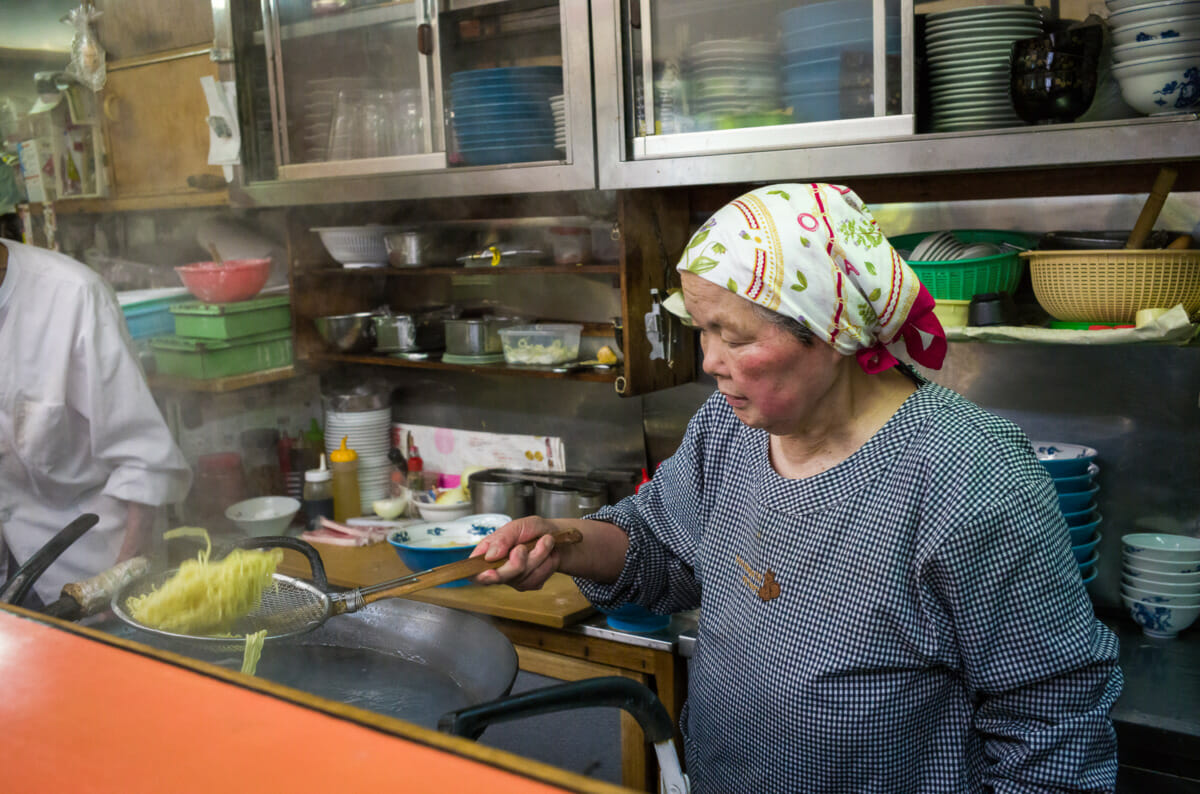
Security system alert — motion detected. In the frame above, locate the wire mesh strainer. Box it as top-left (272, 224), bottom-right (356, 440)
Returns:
top-left (110, 528), bottom-right (582, 648)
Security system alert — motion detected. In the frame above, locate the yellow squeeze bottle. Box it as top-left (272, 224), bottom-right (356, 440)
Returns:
top-left (329, 436), bottom-right (361, 522)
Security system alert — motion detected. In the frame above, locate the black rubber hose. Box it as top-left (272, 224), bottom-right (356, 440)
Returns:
top-left (230, 535), bottom-right (329, 591)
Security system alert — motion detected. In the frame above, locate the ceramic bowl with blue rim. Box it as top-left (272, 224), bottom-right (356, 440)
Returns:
top-left (1122, 594), bottom-right (1200, 638)
top-left (1123, 564), bottom-right (1200, 587)
top-left (1072, 531), bottom-right (1103, 563)
top-left (387, 513), bottom-right (510, 587)
top-left (1052, 463), bottom-right (1100, 493)
top-left (1058, 485), bottom-right (1100, 513)
top-left (1068, 514), bottom-right (1102, 546)
top-left (1033, 441), bottom-right (1099, 477)
top-left (1122, 532), bottom-right (1200, 562)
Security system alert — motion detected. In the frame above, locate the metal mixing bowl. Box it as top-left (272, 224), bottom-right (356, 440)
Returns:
top-left (314, 312), bottom-right (377, 353)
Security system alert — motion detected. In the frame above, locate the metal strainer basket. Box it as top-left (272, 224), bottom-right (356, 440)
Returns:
top-left (1023, 249), bottom-right (1200, 323)
top-left (111, 569), bottom-right (334, 647)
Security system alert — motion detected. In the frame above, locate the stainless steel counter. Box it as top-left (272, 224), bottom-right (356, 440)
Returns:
top-left (567, 609), bottom-right (699, 655)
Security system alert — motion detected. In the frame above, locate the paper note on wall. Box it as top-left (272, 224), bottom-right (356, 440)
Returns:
top-left (391, 424), bottom-right (566, 475)
top-left (200, 76), bottom-right (241, 168)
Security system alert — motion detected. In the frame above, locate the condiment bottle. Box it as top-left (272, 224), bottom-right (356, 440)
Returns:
top-left (302, 453), bottom-right (334, 530)
top-left (329, 436), bottom-right (361, 522)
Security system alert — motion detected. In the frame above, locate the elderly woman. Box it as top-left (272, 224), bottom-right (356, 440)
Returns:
top-left (472, 184), bottom-right (1120, 793)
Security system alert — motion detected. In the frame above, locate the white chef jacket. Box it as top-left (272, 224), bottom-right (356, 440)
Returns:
top-left (0, 240), bottom-right (192, 603)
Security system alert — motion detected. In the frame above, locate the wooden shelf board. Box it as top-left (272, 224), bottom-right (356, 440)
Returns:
top-left (297, 264), bottom-right (620, 276)
top-left (146, 365), bottom-right (297, 392)
top-left (308, 352), bottom-right (619, 382)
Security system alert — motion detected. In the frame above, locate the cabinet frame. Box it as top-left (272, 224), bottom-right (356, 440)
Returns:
top-left (215, 0), bottom-right (597, 204)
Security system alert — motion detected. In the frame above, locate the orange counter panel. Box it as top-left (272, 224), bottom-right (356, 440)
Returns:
top-left (0, 608), bottom-right (606, 793)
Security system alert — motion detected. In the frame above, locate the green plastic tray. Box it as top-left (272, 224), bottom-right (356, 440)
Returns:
top-left (169, 294), bottom-right (291, 340)
top-left (150, 329), bottom-right (293, 379)
top-left (889, 230), bottom-right (1039, 301)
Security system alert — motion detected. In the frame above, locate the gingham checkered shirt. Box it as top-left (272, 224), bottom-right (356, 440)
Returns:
top-left (578, 382), bottom-right (1121, 793)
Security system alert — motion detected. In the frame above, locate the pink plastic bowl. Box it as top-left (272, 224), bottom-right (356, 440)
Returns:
top-left (174, 258), bottom-right (271, 304)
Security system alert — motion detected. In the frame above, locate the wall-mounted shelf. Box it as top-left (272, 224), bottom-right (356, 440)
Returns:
top-left (146, 365), bottom-right (297, 393)
top-left (298, 264), bottom-right (619, 276)
top-left (308, 351), bottom-right (619, 382)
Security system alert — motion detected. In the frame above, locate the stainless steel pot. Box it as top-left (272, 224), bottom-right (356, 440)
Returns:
top-left (373, 306), bottom-right (459, 353)
top-left (385, 230), bottom-right (436, 267)
top-left (469, 470), bottom-right (534, 518)
top-left (534, 482), bottom-right (607, 519)
top-left (444, 315), bottom-right (524, 356)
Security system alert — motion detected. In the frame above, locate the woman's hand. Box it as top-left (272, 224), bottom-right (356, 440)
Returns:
top-left (470, 516), bottom-right (565, 590)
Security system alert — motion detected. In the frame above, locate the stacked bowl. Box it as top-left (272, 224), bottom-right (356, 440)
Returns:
top-left (779, 0), bottom-right (899, 122)
top-left (1033, 441), bottom-right (1102, 584)
top-left (924, 4), bottom-right (1044, 132)
top-left (448, 67), bottom-right (562, 166)
top-left (1009, 27), bottom-right (1104, 124)
top-left (1107, 0), bottom-right (1200, 114)
top-left (682, 39), bottom-right (782, 129)
top-left (549, 94), bottom-right (566, 152)
top-left (1121, 533), bottom-right (1200, 638)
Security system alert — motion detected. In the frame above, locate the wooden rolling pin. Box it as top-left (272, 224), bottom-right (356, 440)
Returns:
top-left (1126, 167), bottom-right (1178, 249)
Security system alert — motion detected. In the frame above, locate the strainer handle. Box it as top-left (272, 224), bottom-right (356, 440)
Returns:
top-left (232, 536), bottom-right (329, 591)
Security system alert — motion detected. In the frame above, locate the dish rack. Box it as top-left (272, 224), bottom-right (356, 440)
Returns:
top-left (1021, 249), bottom-right (1200, 323)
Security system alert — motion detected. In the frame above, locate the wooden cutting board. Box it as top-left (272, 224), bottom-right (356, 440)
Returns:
top-left (277, 542), bottom-right (595, 629)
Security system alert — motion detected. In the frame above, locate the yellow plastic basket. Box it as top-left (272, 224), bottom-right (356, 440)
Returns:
top-left (1022, 249), bottom-right (1200, 323)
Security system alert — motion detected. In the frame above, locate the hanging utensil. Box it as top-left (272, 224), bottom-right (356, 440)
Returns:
top-left (1126, 167), bottom-right (1178, 249)
top-left (208, 241), bottom-right (224, 265)
top-left (110, 528), bottom-right (582, 647)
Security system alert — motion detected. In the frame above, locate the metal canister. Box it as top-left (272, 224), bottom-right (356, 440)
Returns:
top-left (469, 470), bottom-right (533, 518)
top-left (534, 481), bottom-right (607, 519)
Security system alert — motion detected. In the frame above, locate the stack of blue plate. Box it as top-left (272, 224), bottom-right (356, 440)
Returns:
top-left (779, 0), bottom-right (900, 122)
top-left (448, 67), bottom-right (563, 166)
top-left (1034, 441), bottom-right (1102, 584)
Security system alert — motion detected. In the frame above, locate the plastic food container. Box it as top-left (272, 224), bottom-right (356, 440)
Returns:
top-left (173, 259), bottom-right (271, 304)
top-left (169, 294), bottom-right (292, 340)
top-left (498, 323), bottom-right (582, 365)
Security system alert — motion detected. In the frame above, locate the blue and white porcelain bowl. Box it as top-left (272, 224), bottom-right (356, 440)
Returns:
top-left (1124, 559), bottom-right (1200, 583)
top-left (1122, 532), bottom-right (1200, 561)
top-left (1033, 441), bottom-right (1098, 477)
top-left (1122, 593), bottom-right (1200, 638)
top-left (1123, 554), bottom-right (1200, 574)
top-left (1122, 573), bottom-right (1200, 595)
top-left (1122, 581), bottom-right (1200, 606)
top-left (387, 513), bottom-right (510, 586)
top-left (1111, 52), bottom-right (1200, 114)
top-left (1111, 12), bottom-right (1200, 46)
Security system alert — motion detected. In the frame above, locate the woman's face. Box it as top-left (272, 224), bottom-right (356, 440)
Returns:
top-left (681, 272), bottom-right (846, 435)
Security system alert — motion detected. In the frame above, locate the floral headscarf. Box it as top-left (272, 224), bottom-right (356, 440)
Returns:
top-left (673, 183), bottom-right (946, 373)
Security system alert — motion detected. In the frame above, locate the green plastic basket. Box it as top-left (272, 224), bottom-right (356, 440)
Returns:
top-left (889, 230), bottom-right (1038, 301)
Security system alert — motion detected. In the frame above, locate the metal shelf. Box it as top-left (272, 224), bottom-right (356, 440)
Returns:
top-left (309, 351), bottom-right (619, 381)
top-left (298, 264), bottom-right (619, 275)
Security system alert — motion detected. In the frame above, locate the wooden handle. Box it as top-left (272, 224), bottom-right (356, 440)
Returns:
top-left (361, 528), bottom-right (583, 603)
top-left (1126, 167), bottom-right (1178, 249)
top-left (1167, 234), bottom-right (1193, 250)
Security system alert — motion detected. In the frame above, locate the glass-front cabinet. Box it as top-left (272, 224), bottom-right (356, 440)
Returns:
top-left (217, 0), bottom-right (595, 200)
top-left (610, 0), bottom-right (913, 160)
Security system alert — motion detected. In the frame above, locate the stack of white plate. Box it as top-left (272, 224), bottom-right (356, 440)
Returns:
top-left (324, 407), bottom-right (392, 511)
top-left (683, 39), bottom-right (782, 127)
top-left (925, 5), bottom-right (1044, 132)
top-left (549, 94), bottom-right (566, 151)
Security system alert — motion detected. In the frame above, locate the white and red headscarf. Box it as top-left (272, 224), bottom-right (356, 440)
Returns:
top-left (673, 183), bottom-right (946, 373)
